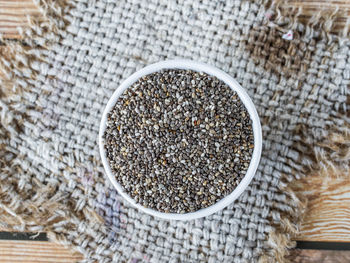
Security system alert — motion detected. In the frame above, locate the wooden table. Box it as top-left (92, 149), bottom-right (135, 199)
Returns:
top-left (1, 0), bottom-right (350, 262)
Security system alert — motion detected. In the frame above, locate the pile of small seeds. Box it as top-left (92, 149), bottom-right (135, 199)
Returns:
top-left (104, 69), bottom-right (254, 213)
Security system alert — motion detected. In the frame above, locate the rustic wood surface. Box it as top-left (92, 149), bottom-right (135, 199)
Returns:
top-left (0, 0), bottom-right (350, 262)
top-left (287, 249), bottom-right (350, 263)
top-left (0, 240), bottom-right (83, 262)
top-left (292, 173), bottom-right (350, 242)
top-left (1, 240), bottom-right (350, 263)
top-left (0, 0), bottom-right (40, 39)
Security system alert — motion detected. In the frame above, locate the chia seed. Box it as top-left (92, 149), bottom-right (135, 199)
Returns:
top-left (103, 69), bottom-right (254, 213)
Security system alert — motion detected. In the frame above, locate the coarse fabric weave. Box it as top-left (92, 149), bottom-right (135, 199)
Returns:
top-left (0, 0), bottom-right (349, 262)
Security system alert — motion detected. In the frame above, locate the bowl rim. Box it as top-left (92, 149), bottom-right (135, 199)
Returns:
top-left (99, 59), bottom-right (262, 221)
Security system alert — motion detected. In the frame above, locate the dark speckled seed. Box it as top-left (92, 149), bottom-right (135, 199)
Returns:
top-left (103, 69), bottom-right (254, 214)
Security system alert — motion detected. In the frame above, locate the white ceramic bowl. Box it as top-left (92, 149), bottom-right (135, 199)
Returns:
top-left (99, 60), bottom-right (262, 221)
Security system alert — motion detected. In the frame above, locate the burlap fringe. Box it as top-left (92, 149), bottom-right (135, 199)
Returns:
top-left (0, 1), bottom-right (349, 262)
top-left (260, 1), bottom-right (350, 262)
top-left (0, 0), bottom-right (79, 243)
top-left (265, 0), bottom-right (350, 39)
top-left (259, 126), bottom-right (350, 263)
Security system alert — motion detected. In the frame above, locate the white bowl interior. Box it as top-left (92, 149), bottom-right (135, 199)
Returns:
top-left (99, 60), bottom-right (262, 220)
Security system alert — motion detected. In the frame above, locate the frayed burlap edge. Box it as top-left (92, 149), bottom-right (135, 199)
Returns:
top-left (259, 124), bottom-right (350, 263)
top-left (265, 0), bottom-right (350, 40)
top-left (0, 0), bottom-right (100, 254)
top-left (259, 1), bottom-right (350, 262)
top-left (0, 1), bottom-right (349, 262)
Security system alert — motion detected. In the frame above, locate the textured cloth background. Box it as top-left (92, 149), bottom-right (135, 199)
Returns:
top-left (0, 0), bottom-right (349, 262)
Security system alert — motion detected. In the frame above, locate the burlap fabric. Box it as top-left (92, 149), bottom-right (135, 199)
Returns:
top-left (0, 0), bottom-right (349, 262)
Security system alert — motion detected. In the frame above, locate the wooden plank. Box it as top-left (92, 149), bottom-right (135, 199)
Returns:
top-left (292, 172), bottom-right (350, 242)
top-left (0, 240), bottom-right (83, 262)
top-left (287, 249), bottom-right (350, 263)
top-left (0, 0), bottom-right (40, 39)
top-left (1, 241), bottom-right (350, 263)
